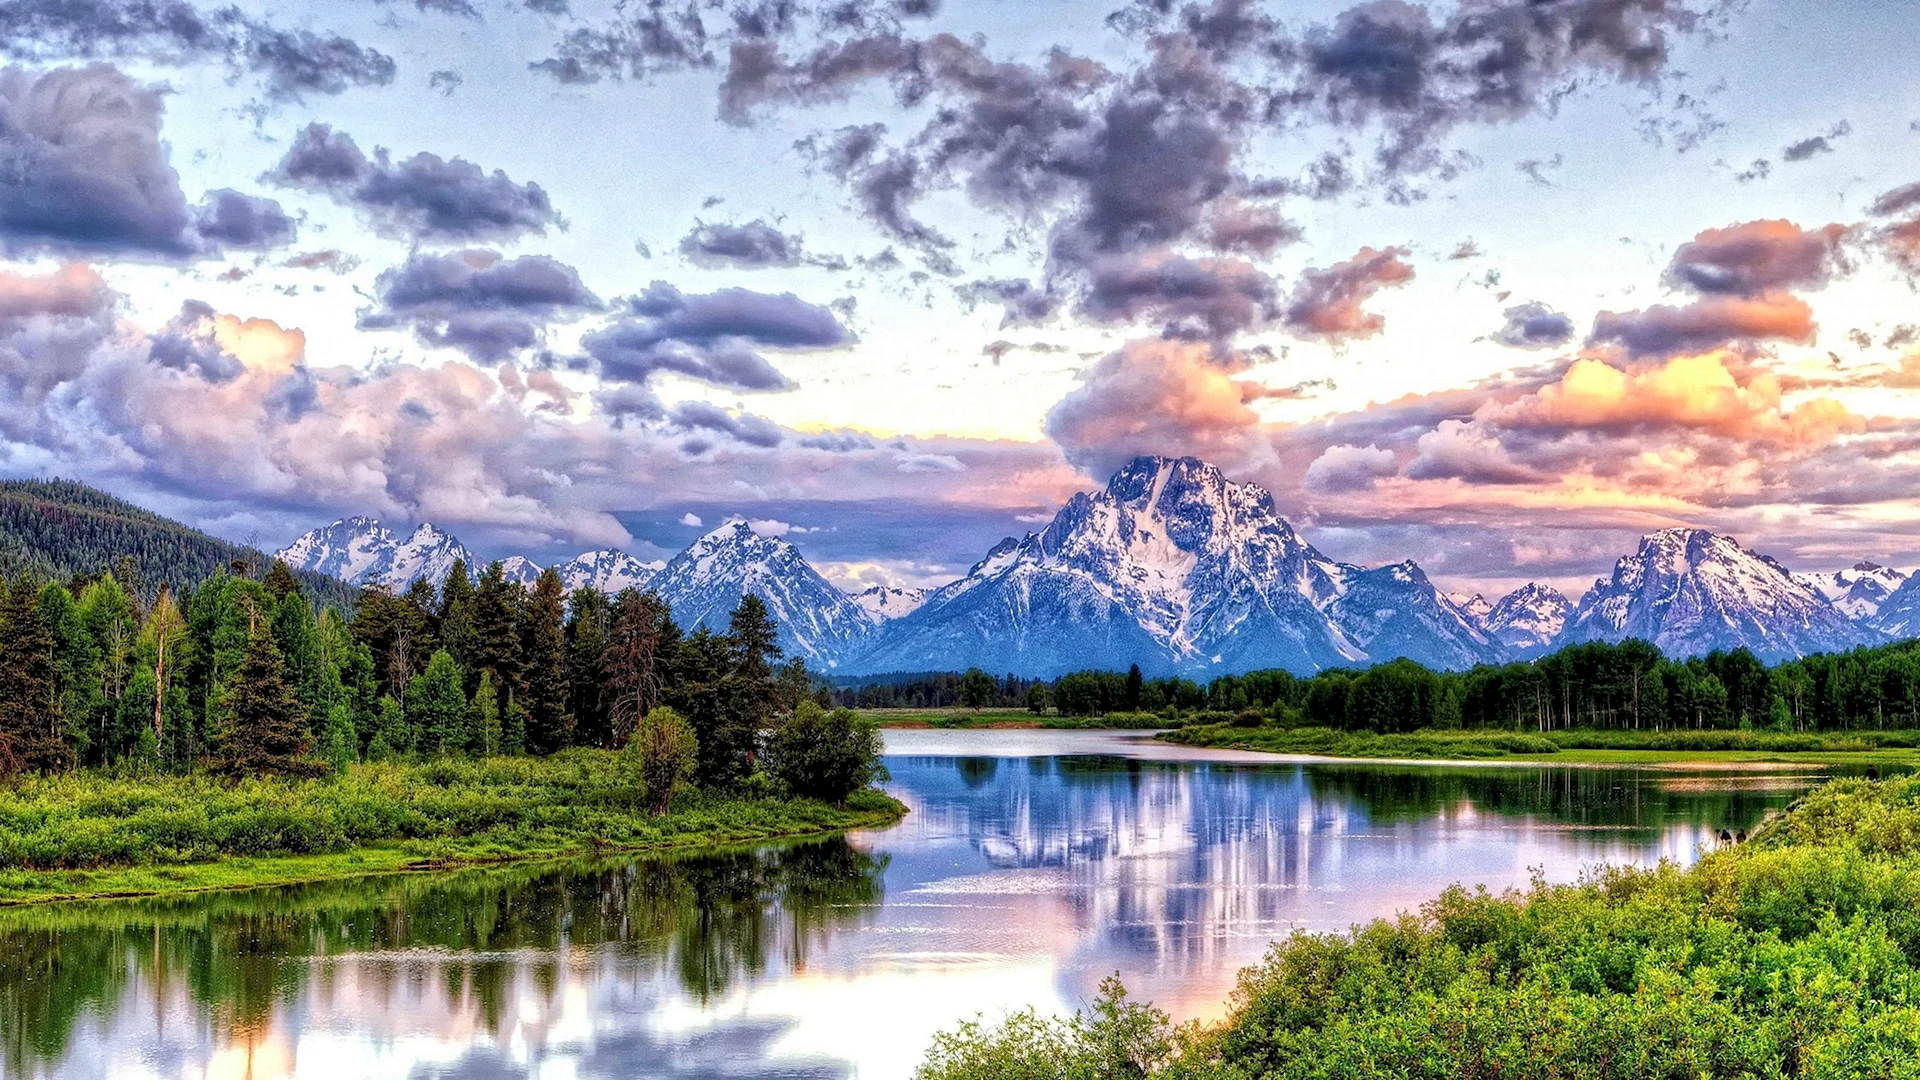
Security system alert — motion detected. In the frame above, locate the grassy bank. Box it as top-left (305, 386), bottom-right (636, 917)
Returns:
top-left (919, 773), bottom-right (1920, 1078)
top-left (0, 751), bottom-right (905, 905)
top-left (1163, 723), bottom-right (1920, 765)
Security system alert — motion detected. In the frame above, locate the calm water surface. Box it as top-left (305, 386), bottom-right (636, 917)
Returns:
top-left (1, 731), bottom-right (1838, 1078)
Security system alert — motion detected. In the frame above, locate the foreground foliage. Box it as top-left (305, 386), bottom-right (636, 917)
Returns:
top-left (917, 774), bottom-right (1920, 1079)
top-left (0, 751), bottom-right (904, 903)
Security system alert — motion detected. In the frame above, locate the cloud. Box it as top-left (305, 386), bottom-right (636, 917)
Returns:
top-left (1868, 179), bottom-right (1920, 280)
top-left (1492, 302), bottom-right (1575, 349)
top-left (1044, 338), bottom-right (1271, 477)
top-left (358, 250), bottom-right (602, 361)
top-left (0, 1), bottom-right (395, 102)
top-left (669, 400), bottom-right (783, 448)
top-left (581, 281), bottom-right (850, 391)
top-left (1305, 442), bottom-right (1397, 492)
top-left (1080, 250), bottom-right (1279, 342)
top-left (680, 511), bottom-right (703, 526)
top-left (1283, 245), bottom-right (1415, 342)
top-left (269, 123), bottom-right (563, 242)
top-left (1780, 120), bottom-right (1851, 162)
top-left (0, 65), bottom-right (294, 259)
top-left (1664, 219), bottom-right (1851, 296)
top-left (677, 219), bottom-right (847, 270)
top-left (283, 249), bottom-right (360, 274)
top-left (1589, 293), bottom-right (1815, 357)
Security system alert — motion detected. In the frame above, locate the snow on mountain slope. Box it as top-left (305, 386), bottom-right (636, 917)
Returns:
top-left (1481, 583), bottom-right (1573, 656)
top-left (276, 517), bottom-right (396, 585)
top-left (1797, 562), bottom-right (1908, 621)
top-left (849, 585), bottom-right (928, 621)
top-left (851, 456), bottom-right (1496, 677)
top-left (497, 555), bottom-right (543, 585)
top-left (648, 520), bottom-right (874, 667)
top-left (553, 549), bottom-right (662, 593)
top-left (277, 518), bottom-right (478, 591)
top-left (1449, 593), bottom-right (1493, 621)
top-left (1557, 529), bottom-right (1873, 661)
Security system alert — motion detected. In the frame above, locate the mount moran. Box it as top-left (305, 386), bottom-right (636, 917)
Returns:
top-left (278, 456), bottom-right (1902, 676)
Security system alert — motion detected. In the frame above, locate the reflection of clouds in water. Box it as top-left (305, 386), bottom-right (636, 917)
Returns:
top-left (2, 741), bottom-right (1822, 1080)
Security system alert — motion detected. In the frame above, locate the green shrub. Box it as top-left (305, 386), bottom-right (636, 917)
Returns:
top-left (765, 703), bottom-right (885, 804)
top-left (631, 706), bottom-right (698, 815)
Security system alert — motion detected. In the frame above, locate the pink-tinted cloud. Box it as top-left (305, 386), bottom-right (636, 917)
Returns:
top-left (1283, 245), bottom-right (1414, 342)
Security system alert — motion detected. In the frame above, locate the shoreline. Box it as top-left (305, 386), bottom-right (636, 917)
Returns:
top-left (0, 795), bottom-right (907, 908)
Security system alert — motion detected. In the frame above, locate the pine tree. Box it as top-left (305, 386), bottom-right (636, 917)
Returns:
top-left (471, 669), bottom-right (502, 756)
top-left (215, 606), bottom-right (311, 776)
top-left (405, 650), bottom-right (470, 756)
top-left (366, 695), bottom-right (405, 761)
top-left (77, 574), bottom-right (138, 760)
top-left (271, 590), bottom-right (324, 734)
top-left (438, 559), bottom-right (478, 674)
top-left (471, 563), bottom-right (523, 716)
top-left (39, 582), bottom-right (96, 763)
top-left (602, 590), bottom-right (673, 749)
top-left (0, 574), bottom-right (64, 775)
top-left (321, 701), bottom-right (357, 772)
top-left (521, 569), bottom-right (571, 753)
top-left (262, 559), bottom-right (301, 602)
top-left (565, 587), bottom-right (611, 746)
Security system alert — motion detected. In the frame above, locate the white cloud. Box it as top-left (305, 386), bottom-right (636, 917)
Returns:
top-left (680, 512), bottom-right (703, 526)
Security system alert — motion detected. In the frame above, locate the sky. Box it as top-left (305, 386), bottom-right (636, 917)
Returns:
top-left (3, 0), bottom-right (1920, 599)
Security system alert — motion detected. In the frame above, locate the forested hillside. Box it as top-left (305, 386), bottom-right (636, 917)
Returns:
top-left (0, 480), bottom-right (348, 606)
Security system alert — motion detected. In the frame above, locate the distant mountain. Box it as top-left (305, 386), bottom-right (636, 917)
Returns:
top-left (648, 520), bottom-right (875, 668)
top-left (0, 479), bottom-right (348, 603)
top-left (497, 555), bottom-right (543, 585)
top-left (1480, 583), bottom-right (1573, 656)
top-left (277, 518), bottom-right (479, 591)
top-left (848, 585), bottom-right (928, 621)
top-left (1556, 529), bottom-right (1874, 662)
top-left (849, 456), bottom-right (1494, 677)
top-left (554, 549), bottom-right (661, 593)
top-left (1869, 572), bottom-right (1920, 639)
top-left (1449, 593), bottom-right (1493, 621)
top-left (1797, 562), bottom-right (1908, 621)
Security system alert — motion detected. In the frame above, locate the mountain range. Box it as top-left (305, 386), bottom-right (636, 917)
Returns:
top-left (274, 455), bottom-right (1909, 676)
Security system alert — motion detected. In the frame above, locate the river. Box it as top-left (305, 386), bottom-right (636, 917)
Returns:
top-left (0, 730), bottom-right (1836, 1078)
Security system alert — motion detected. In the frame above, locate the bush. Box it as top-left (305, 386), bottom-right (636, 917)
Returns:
top-left (631, 706), bottom-right (698, 815)
top-left (765, 703), bottom-right (884, 804)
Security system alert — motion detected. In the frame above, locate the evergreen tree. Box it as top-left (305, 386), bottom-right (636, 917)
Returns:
top-left (471, 669), bottom-right (502, 756)
top-left (521, 569), bottom-right (572, 753)
top-left (957, 668), bottom-right (996, 710)
top-left (39, 582), bottom-right (96, 763)
top-left (0, 574), bottom-right (63, 775)
top-left (76, 574), bottom-right (138, 760)
top-left (321, 701), bottom-right (357, 772)
top-left (438, 559), bottom-right (478, 674)
top-left (471, 563), bottom-right (523, 716)
top-left (366, 695), bottom-right (405, 761)
top-left (503, 698), bottom-right (528, 757)
top-left (565, 587), bottom-right (611, 746)
top-left (406, 650), bottom-right (470, 756)
top-left (602, 590), bottom-right (673, 749)
top-left (214, 607), bottom-right (311, 775)
top-left (271, 590), bottom-right (324, 734)
top-left (262, 559), bottom-right (301, 602)
top-left (1124, 664), bottom-right (1144, 712)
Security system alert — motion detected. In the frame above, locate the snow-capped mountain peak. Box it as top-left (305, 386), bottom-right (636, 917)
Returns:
top-left (1796, 561), bottom-right (1909, 621)
top-left (553, 549), bottom-right (661, 593)
top-left (1558, 528), bottom-right (1871, 661)
top-left (648, 519), bottom-right (874, 667)
top-left (848, 584), bottom-right (929, 621)
top-left (275, 516), bottom-right (397, 585)
top-left (1481, 583), bottom-right (1573, 656)
top-left (849, 455), bottom-right (1490, 676)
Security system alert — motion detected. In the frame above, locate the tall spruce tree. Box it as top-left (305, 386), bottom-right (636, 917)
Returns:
top-left (438, 559), bottom-right (478, 675)
top-left (565, 587), bottom-right (611, 746)
top-left (522, 568), bottom-right (572, 753)
top-left (471, 563), bottom-right (523, 717)
top-left (602, 590), bottom-right (674, 749)
top-left (0, 575), bottom-right (63, 775)
top-left (406, 650), bottom-right (471, 756)
top-left (215, 606), bottom-right (311, 775)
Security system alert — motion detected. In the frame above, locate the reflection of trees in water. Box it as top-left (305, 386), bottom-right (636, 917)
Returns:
top-left (889, 756), bottom-right (1817, 981)
top-left (0, 838), bottom-right (885, 1076)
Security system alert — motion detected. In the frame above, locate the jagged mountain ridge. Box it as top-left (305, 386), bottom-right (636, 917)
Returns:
top-left (1797, 562), bottom-right (1909, 621)
top-left (850, 585), bottom-right (929, 621)
top-left (1480, 583), bottom-right (1573, 657)
top-left (846, 456), bottom-right (1493, 677)
top-left (1556, 529), bottom-right (1876, 663)
top-left (277, 518), bottom-right (479, 591)
top-left (647, 520), bottom-right (876, 668)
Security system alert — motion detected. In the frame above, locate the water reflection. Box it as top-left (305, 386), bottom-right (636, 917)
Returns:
top-left (0, 733), bottom-right (1835, 1079)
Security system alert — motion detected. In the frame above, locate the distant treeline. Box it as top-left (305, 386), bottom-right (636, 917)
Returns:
top-left (839, 636), bottom-right (1920, 732)
top-left (0, 555), bottom-right (877, 804)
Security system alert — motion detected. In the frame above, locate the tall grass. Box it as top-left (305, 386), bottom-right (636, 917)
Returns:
top-left (0, 752), bottom-right (901, 873)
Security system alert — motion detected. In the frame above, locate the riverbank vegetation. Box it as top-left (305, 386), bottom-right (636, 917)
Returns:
top-left (918, 772), bottom-right (1920, 1078)
top-left (0, 555), bottom-right (894, 902)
